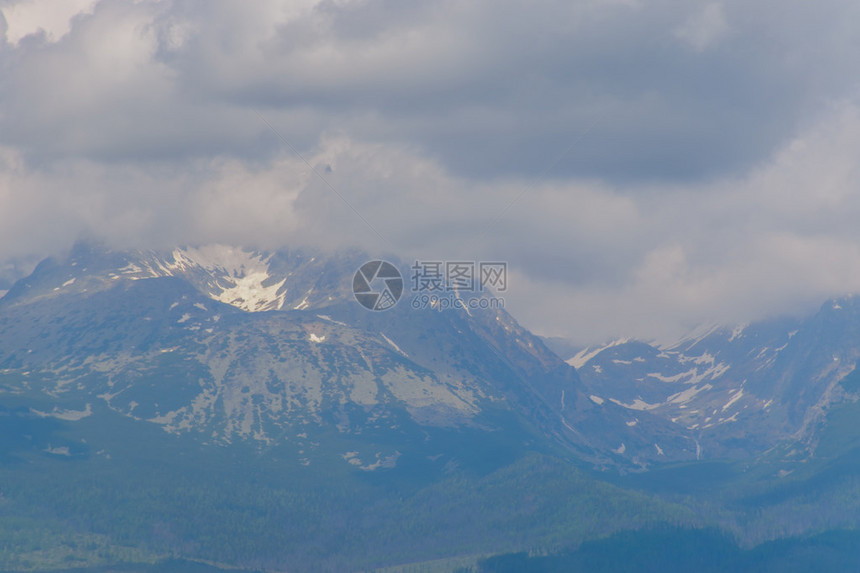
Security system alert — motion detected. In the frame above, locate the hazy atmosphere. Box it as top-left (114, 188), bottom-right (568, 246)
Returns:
top-left (2, 0), bottom-right (860, 344)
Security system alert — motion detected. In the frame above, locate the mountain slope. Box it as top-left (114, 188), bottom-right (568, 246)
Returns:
top-left (2, 243), bottom-right (699, 469)
top-left (6, 244), bottom-right (860, 570)
top-left (0, 243), bottom-right (705, 570)
top-left (572, 299), bottom-right (860, 463)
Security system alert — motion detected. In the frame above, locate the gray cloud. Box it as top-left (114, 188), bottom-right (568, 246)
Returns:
top-left (6, 0), bottom-right (859, 179)
top-left (2, 0), bottom-right (860, 345)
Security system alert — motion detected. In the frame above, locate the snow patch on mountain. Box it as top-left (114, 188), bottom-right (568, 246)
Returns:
top-left (44, 446), bottom-right (71, 456)
top-left (119, 245), bottom-right (289, 312)
top-left (317, 314), bottom-right (347, 326)
top-left (172, 246), bottom-right (287, 312)
top-left (610, 397), bottom-right (661, 411)
top-left (32, 403), bottom-right (92, 421)
top-left (381, 333), bottom-right (407, 356)
top-left (567, 338), bottom-right (629, 369)
top-left (668, 383), bottom-right (712, 405)
top-left (646, 360), bottom-right (730, 386)
top-left (729, 323), bottom-right (748, 341)
top-left (722, 388), bottom-right (744, 411)
top-left (662, 323), bottom-right (720, 350)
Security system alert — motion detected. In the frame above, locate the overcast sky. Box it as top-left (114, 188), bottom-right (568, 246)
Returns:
top-left (2, 0), bottom-right (860, 345)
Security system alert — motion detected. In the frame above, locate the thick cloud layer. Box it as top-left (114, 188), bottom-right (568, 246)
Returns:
top-left (1, 0), bottom-right (860, 345)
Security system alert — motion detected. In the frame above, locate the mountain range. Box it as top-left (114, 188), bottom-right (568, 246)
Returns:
top-left (566, 298), bottom-right (860, 468)
top-left (2, 242), bottom-right (860, 571)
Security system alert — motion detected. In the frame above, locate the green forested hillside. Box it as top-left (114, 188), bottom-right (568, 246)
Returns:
top-left (0, 405), bottom-right (695, 572)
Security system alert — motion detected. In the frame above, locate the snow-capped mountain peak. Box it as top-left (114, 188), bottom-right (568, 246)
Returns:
top-left (117, 246), bottom-right (288, 312)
